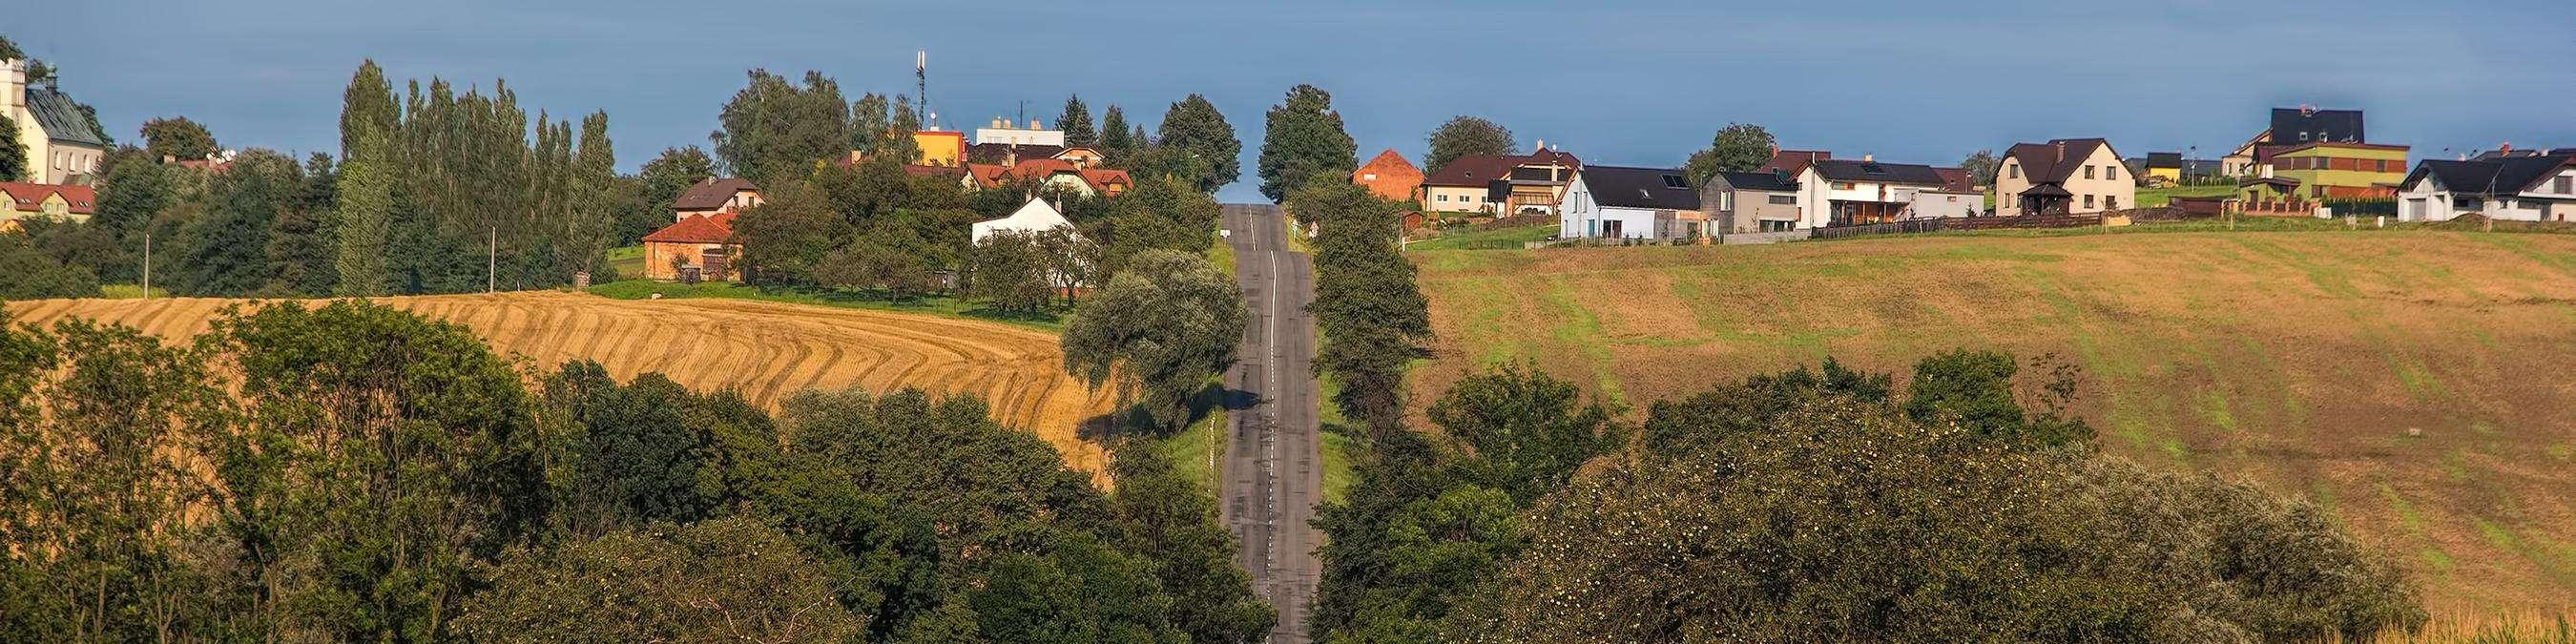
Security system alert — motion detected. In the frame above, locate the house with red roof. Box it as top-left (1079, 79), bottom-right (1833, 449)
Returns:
top-left (1351, 149), bottom-right (1423, 202)
top-left (961, 157), bottom-right (1132, 197)
top-left (639, 211), bottom-right (738, 281)
top-left (0, 181), bottom-right (96, 226)
top-left (1419, 144), bottom-right (1581, 215)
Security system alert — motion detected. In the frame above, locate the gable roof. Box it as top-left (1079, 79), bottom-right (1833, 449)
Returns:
top-left (1758, 149), bottom-right (1831, 176)
top-left (1933, 167), bottom-right (1975, 194)
top-left (0, 182), bottom-right (94, 214)
top-left (1711, 170), bottom-right (1798, 193)
top-left (642, 211), bottom-right (737, 244)
top-left (2002, 138), bottom-right (2116, 184)
top-left (972, 197), bottom-right (1078, 242)
top-left (1809, 158), bottom-right (1948, 186)
top-left (2403, 153), bottom-right (2576, 196)
top-left (24, 87), bottom-right (107, 148)
top-left (1423, 149), bottom-right (1583, 188)
top-left (675, 177), bottom-right (758, 211)
top-left (1351, 149), bottom-right (1423, 200)
top-left (1579, 166), bottom-right (1699, 210)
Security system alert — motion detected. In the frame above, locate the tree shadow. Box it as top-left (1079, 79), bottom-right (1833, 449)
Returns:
top-left (1075, 382), bottom-right (1260, 443)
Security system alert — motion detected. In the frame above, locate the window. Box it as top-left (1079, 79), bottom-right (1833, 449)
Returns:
top-left (2557, 177), bottom-right (2572, 194)
top-left (2085, 165), bottom-right (2096, 179)
top-left (1768, 195), bottom-right (1797, 205)
top-left (1437, 194), bottom-right (1448, 202)
top-left (1362, 173), bottom-right (1377, 180)
top-left (2007, 165), bottom-right (2021, 179)
top-left (2107, 195), bottom-right (2119, 209)
top-left (2084, 195), bottom-right (2096, 209)
top-left (1832, 182), bottom-right (1855, 191)
top-left (2108, 165), bottom-right (2118, 180)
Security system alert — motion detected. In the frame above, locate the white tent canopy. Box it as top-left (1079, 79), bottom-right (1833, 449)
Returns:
top-left (970, 197), bottom-right (1079, 244)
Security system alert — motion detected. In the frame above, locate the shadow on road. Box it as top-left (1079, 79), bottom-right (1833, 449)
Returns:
top-left (1074, 382), bottom-right (1261, 443)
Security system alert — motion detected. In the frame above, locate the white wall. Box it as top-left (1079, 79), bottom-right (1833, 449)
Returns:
top-left (1558, 175), bottom-right (1659, 239)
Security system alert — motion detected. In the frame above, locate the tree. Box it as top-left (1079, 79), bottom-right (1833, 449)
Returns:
top-left (1059, 249), bottom-right (1245, 433)
top-left (1960, 149), bottom-right (2001, 187)
top-left (710, 70), bottom-right (849, 185)
top-left (1154, 94), bottom-right (1240, 194)
top-left (1427, 365), bottom-right (1623, 505)
top-left (966, 230), bottom-right (1055, 314)
top-left (0, 114), bottom-right (26, 181)
top-left (1108, 447), bottom-right (1278, 643)
top-left (139, 116), bottom-right (218, 161)
top-left (338, 60), bottom-right (398, 161)
top-left (179, 149), bottom-right (302, 296)
top-left (457, 517), bottom-right (862, 643)
top-left (1296, 180), bottom-right (1429, 435)
top-left (1682, 123), bottom-right (1776, 187)
top-left (627, 145), bottom-right (716, 242)
top-left (1060, 94), bottom-right (1099, 147)
top-left (1100, 105), bottom-right (1134, 157)
top-left (332, 61), bottom-right (397, 296)
top-left (1257, 84), bottom-right (1359, 202)
top-left (1424, 115), bottom-right (1517, 174)
top-left (728, 180), bottom-right (846, 284)
top-left (1906, 349), bottom-right (2093, 447)
top-left (566, 111), bottom-right (617, 276)
top-left (0, 232), bottom-right (99, 298)
top-left (850, 92), bottom-right (892, 156)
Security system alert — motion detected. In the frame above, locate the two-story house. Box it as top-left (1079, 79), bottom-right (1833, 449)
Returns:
top-left (2223, 106), bottom-right (2365, 177)
top-left (1418, 146), bottom-right (1581, 215)
top-left (1559, 165), bottom-right (1703, 240)
top-left (2396, 151), bottom-right (2576, 222)
top-left (1699, 170), bottom-right (1802, 234)
top-left (673, 177), bottom-right (763, 221)
top-left (0, 181), bottom-right (94, 227)
top-left (1995, 138), bottom-right (2134, 215)
top-left (2240, 141), bottom-right (2409, 205)
top-left (3, 58), bottom-right (109, 184)
top-left (1796, 158), bottom-right (1953, 227)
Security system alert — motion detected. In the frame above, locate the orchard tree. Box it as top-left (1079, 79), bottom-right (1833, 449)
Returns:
top-left (1256, 84), bottom-right (1358, 202)
top-left (1154, 94), bottom-right (1240, 194)
top-left (139, 116), bottom-right (219, 161)
top-left (1425, 115), bottom-right (1517, 174)
top-left (1059, 249), bottom-right (1244, 433)
top-left (1682, 122), bottom-right (1776, 186)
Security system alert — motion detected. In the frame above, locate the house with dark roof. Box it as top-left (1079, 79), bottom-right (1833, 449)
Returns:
top-left (1559, 165), bottom-right (1704, 240)
top-left (1699, 170), bottom-right (1803, 234)
top-left (1419, 146), bottom-right (1581, 215)
top-left (674, 177), bottom-right (762, 221)
top-left (2224, 106), bottom-right (2366, 177)
top-left (3, 59), bottom-right (109, 184)
top-left (1995, 138), bottom-right (2134, 216)
top-left (2396, 151), bottom-right (2576, 222)
top-left (1351, 149), bottom-right (1423, 202)
top-left (1795, 157), bottom-right (1958, 227)
top-left (640, 211), bottom-right (739, 281)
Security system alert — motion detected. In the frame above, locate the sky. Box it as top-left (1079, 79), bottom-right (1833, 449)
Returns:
top-left (14, 0), bottom-right (2574, 201)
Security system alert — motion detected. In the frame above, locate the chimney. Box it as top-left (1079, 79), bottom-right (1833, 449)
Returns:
top-left (2055, 141), bottom-right (2067, 162)
top-left (1535, 138), bottom-right (1546, 151)
top-left (1003, 118), bottom-right (1013, 130)
top-left (1031, 118), bottom-right (1045, 130)
top-left (991, 116), bottom-right (1003, 129)
top-left (0, 58), bottom-right (20, 117)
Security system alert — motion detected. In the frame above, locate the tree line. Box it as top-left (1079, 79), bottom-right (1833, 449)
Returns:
top-left (0, 299), bottom-right (1274, 642)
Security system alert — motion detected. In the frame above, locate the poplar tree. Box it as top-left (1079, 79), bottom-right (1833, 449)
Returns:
top-left (333, 62), bottom-right (396, 296)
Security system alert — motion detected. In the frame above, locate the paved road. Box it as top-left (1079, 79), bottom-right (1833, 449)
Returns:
top-left (1217, 203), bottom-right (1322, 643)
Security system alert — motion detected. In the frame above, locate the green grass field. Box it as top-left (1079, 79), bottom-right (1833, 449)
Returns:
top-left (606, 245), bottom-right (645, 280)
top-left (2137, 183), bottom-right (2240, 206)
top-left (1411, 228), bottom-right (2576, 615)
top-left (1409, 223), bottom-right (1553, 251)
top-left (586, 280), bottom-right (1063, 331)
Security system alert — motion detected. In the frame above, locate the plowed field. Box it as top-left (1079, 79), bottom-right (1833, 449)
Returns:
top-left (5, 291), bottom-right (1115, 474)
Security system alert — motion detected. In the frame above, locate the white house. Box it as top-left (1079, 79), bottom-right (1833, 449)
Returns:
top-left (1797, 158), bottom-right (1955, 228)
top-left (971, 197), bottom-right (1079, 244)
top-left (1558, 165), bottom-right (1705, 240)
top-left (2397, 152), bottom-right (2576, 222)
top-left (3, 58), bottom-right (109, 184)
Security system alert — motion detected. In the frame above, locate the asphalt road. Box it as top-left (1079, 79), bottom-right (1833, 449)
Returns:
top-left (1217, 203), bottom-right (1322, 643)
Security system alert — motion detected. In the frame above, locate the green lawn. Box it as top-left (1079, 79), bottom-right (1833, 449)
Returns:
top-left (606, 245), bottom-right (645, 280)
top-left (1160, 401), bottom-right (1225, 493)
top-left (585, 280), bottom-right (1064, 331)
top-left (1317, 369), bottom-right (1356, 505)
top-left (96, 283), bottom-right (171, 299)
top-left (1410, 223), bottom-right (1554, 251)
top-left (2137, 183), bottom-right (2239, 206)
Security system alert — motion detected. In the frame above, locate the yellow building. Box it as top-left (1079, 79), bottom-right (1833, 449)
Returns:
top-left (4, 59), bottom-right (111, 184)
top-left (2243, 142), bottom-right (2408, 201)
top-left (0, 181), bottom-right (94, 225)
top-left (914, 130), bottom-right (966, 166)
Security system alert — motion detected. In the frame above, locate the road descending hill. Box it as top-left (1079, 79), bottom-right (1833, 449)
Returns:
top-left (1412, 230), bottom-right (2576, 614)
top-left (5, 291), bottom-right (1116, 475)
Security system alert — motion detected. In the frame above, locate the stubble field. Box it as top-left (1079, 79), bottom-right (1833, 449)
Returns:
top-left (1411, 229), bottom-right (2576, 614)
top-left (5, 291), bottom-right (1116, 475)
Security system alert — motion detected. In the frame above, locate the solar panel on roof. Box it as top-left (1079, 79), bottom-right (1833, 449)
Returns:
top-left (1661, 175), bottom-right (1687, 189)
top-left (1861, 163), bottom-right (1887, 175)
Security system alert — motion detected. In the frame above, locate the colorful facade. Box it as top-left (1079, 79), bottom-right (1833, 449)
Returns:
top-left (2250, 142), bottom-right (2409, 200)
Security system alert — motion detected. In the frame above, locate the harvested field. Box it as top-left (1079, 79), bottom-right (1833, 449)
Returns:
top-left (1413, 230), bottom-right (2576, 614)
top-left (5, 291), bottom-right (1116, 475)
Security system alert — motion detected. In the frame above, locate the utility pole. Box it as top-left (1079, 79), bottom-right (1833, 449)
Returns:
top-left (488, 227), bottom-right (497, 293)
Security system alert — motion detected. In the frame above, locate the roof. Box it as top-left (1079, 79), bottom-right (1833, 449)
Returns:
top-left (1423, 149), bottom-right (1583, 187)
top-left (1711, 170), bottom-right (1797, 192)
top-left (0, 182), bottom-right (94, 214)
top-left (1078, 168), bottom-right (1132, 190)
top-left (1808, 158), bottom-right (1948, 186)
top-left (2403, 153), bottom-right (2576, 196)
top-left (966, 160), bottom-right (1132, 194)
top-left (971, 197), bottom-right (1078, 242)
top-left (642, 211), bottom-right (737, 244)
top-left (1579, 165), bottom-right (1700, 211)
top-left (675, 177), bottom-right (758, 211)
top-left (2018, 183), bottom-right (2073, 197)
top-left (24, 87), bottom-right (107, 148)
top-left (1933, 167), bottom-right (1975, 194)
top-left (1758, 150), bottom-right (1831, 176)
top-left (1351, 149), bottom-right (1423, 201)
top-left (903, 164), bottom-right (968, 179)
top-left (966, 142), bottom-right (1069, 164)
top-left (2270, 107), bottom-right (2365, 145)
top-left (2001, 138), bottom-right (2115, 184)
top-left (2141, 152), bottom-right (2185, 169)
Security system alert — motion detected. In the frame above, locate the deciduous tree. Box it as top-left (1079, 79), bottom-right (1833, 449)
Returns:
top-left (1059, 249), bottom-right (1244, 433)
top-left (710, 70), bottom-right (849, 185)
top-left (1257, 84), bottom-right (1358, 202)
top-left (1154, 94), bottom-right (1240, 194)
top-left (139, 116), bottom-right (218, 161)
top-left (1425, 115), bottom-right (1517, 174)
top-left (1682, 122), bottom-right (1776, 187)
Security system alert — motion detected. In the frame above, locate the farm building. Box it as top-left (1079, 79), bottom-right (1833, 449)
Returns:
top-left (640, 212), bottom-right (738, 281)
top-left (1560, 165), bottom-right (1704, 240)
top-left (1352, 149), bottom-right (1423, 202)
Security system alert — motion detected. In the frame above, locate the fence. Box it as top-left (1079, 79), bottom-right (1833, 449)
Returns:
top-left (1716, 230), bottom-right (1814, 244)
top-left (1950, 214), bottom-right (2107, 230)
top-left (1811, 218), bottom-right (1947, 239)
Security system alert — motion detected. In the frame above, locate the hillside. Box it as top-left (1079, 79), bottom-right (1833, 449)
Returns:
top-left (5, 291), bottom-right (1117, 475)
top-left (1410, 230), bottom-right (2576, 614)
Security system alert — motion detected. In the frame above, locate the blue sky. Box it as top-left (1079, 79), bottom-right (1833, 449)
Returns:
top-left (15, 0), bottom-right (2574, 201)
